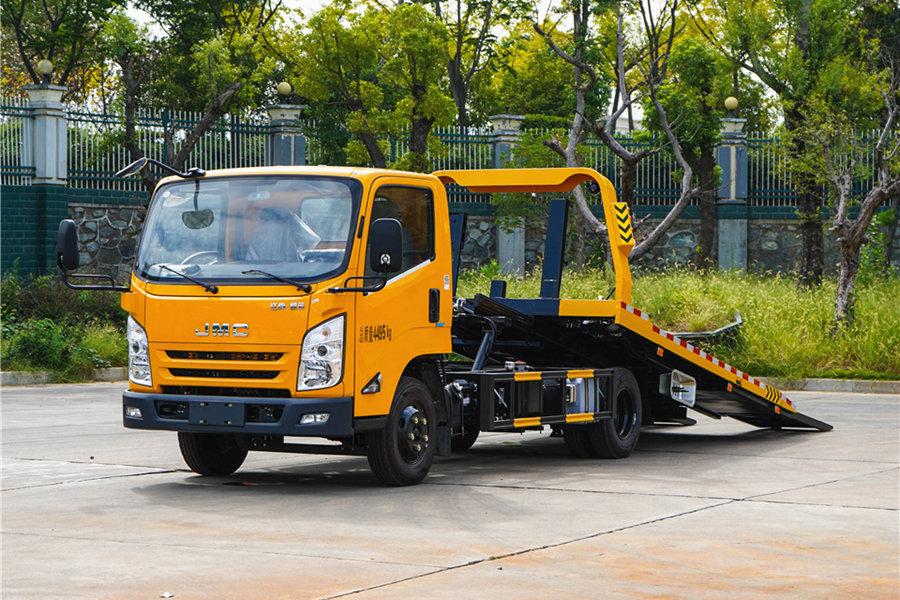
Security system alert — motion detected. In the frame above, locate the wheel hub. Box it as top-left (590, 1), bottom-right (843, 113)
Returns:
top-left (399, 404), bottom-right (428, 462)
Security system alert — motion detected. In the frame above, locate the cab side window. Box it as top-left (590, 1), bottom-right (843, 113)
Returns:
top-left (367, 186), bottom-right (434, 275)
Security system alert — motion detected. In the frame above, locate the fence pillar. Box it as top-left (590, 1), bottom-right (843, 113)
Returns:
top-left (266, 104), bottom-right (306, 166)
top-left (18, 84), bottom-right (69, 274)
top-left (490, 114), bottom-right (525, 276)
top-left (23, 84), bottom-right (67, 185)
top-left (716, 117), bottom-right (749, 270)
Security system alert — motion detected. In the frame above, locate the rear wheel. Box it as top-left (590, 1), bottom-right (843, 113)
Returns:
top-left (178, 432), bottom-right (248, 475)
top-left (366, 377), bottom-right (437, 486)
top-left (451, 428), bottom-right (479, 452)
top-left (563, 369), bottom-right (642, 459)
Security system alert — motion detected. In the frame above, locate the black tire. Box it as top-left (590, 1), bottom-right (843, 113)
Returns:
top-left (366, 377), bottom-right (437, 486)
top-left (562, 426), bottom-right (594, 458)
top-left (178, 432), bottom-right (248, 476)
top-left (588, 369), bottom-right (642, 458)
top-left (562, 369), bottom-right (642, 459)
top-left (451, 428), bottom-right (479, 452)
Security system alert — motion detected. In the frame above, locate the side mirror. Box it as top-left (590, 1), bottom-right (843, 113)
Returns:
top-left (368, 218), bottom-right (403, 274)
top-left (56, 219), bottom-right (79, 271)
top-left (115, 157), bottom-right (149, 179)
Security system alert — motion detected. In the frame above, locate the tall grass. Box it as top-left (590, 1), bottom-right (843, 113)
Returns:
top-left (457, 265), bottom-right (900, 380)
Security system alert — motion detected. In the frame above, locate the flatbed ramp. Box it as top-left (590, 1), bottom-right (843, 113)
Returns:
top-left (454, 293), bottom-right (831, 432)
top-left (439, 167), bottom-right (831, 434)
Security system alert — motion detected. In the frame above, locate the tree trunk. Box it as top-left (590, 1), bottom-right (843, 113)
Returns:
top-left (785, 108), bottom-right (824, 287)
top-left (358, 132), bottom-right (387, 168)
top-left (693, 148), bottom-right (718, 269)
top-left (570, 210), bottom-right (588, 268)
top-left (619, 158), bottom-right (636, 206)
top-left (448, 59), bottom-right (468, 128)
top-left (408, 117), bottom-right (433, 172)
top-left (833, 241), bottom-right (860, 328)
top-left (797, 187), bottom-right (825, 287)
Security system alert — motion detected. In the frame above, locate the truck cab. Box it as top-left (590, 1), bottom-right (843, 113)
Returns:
top-left (75, 167), bottom-right (454, 484)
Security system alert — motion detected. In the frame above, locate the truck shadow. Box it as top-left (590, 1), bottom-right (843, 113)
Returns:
top-left (134, 425), bottom-right (821, 502)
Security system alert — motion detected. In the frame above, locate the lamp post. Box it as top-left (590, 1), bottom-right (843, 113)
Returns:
top-left (266, 82), bottom-right (307, 166)
top-left (36, 59), bottom-right (53, 84)
top-left (717, 95), bottom-right (749, 270)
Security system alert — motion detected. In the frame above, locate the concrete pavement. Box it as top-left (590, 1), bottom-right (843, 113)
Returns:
top-left (1, 383), bottom-right (897, 599)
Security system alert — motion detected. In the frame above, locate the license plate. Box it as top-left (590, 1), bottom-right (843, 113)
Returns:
top-left (189, 401), bottom-right (245, 426)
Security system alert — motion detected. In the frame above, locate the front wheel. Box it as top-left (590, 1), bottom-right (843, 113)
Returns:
top-left (366, 377), bottom-right (437, 486)
top-left (178, 432), bottom-right (248, 475)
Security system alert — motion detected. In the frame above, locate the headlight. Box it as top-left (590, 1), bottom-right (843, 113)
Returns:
top-left (127, 315), bottom-right (152, 387)
top-left (298, 315), bottom-right (344, 390)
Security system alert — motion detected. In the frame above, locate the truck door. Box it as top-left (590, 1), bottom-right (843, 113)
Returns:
top-left (353, 178), bottom-right (451, 417)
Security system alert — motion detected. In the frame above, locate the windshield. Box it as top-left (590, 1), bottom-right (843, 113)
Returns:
top-left (136, 176), bottom-right (362, 285)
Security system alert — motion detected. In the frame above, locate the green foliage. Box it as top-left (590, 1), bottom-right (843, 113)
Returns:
top-left (3, 319), bottom-right (71, 370)
top-left (485, 20), bottom-right (610, 122)
top-left (0, 0), bottom-right (123, 88)
top-left (292, 2), bottom-right (455, 171)
top-left (1, 274), bottom-right (127, 380)
top-left (457, 267), bottom-right (900, 379)
top-left (859, 209), bottom-right (898, 283)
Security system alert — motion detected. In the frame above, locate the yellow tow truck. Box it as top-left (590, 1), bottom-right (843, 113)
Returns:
top-left (56, 163), bottom-right (830, 486)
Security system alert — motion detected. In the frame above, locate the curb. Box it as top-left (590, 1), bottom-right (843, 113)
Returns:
top-left (760, 377), bottom-right (900, 394)
top-left (1, 367), bottom-right (127, 386)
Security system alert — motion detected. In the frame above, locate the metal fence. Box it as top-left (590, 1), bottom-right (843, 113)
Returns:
top-left (67, 107), bottom-right (272, 191)
top-left (0, 96), bottom-right (33, 186)
top-left (2, 98), bottom-right (892, 207)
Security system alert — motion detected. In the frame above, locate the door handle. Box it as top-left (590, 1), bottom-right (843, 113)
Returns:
top-left (428, 288), bottom-right (440, 323)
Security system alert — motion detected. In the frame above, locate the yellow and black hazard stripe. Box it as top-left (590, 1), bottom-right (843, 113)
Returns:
top-left (614, 202), bottom-right (634, 245)
top-left (763, 384), bottom-right (783, 404)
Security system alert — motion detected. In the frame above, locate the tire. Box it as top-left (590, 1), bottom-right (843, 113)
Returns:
top-left (562, 426), bottom-right (593, 458)
top-left (562, 369), bottom-right (642, 459)
top-left (366, 377), bottom-right (437, 486)
top-left (178, 432), bottom-right (248, 476)
top-left (588, 369), bottom-right (642, 458)
top-left (451, 428), bottom-right (479, 452)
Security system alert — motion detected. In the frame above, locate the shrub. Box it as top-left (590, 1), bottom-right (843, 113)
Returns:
top-left (1, 273), bottom-right (125, 329)
top-left (3, 318), bottom-right (71, 370)
top-left (81, 323), bottom-right (127, 367)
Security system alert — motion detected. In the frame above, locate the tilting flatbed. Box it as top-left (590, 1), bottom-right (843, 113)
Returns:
top-left (438, 168), bottom-right (831, 436)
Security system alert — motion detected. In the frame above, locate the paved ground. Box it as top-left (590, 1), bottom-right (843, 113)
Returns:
top-left (1, 383), bottom-right (897, 599)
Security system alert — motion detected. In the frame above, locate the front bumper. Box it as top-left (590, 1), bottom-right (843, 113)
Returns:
top-left (123, 391), bottom-right (354, 437)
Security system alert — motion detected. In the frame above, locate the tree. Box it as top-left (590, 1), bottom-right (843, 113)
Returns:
top-left (689, 0), bottom-right (859, 286)
top-left (294, 2), bottom-right (455, 172)
top-left (103, 1), bottom-right (282, 188)
top-left (794, 55), bottom-right (898, 327)
top-left (1, 0), bottom-right (122, 90)
top-left (486, 19), bottom-right (607, 121)
top-left (429, 0), bottom-right (530, 127)
top-left (643, 37), bottom-right (769, 267)
top-left (535, 0), bottom-right (701, 261)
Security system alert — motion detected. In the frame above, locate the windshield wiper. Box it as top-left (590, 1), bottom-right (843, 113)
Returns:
top-left (242, 269), bottom-right (312, 293)
top-left (157, 264), bottom-right (218, 294)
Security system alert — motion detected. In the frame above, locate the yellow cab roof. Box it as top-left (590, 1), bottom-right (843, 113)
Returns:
top-left (155, 165), bottom-right (440, 189)
top-left (156, 166), bottom-right (609, 195)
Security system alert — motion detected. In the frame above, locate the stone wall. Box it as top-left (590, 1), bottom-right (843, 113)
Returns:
top-left (459, 215), bottom-right (495, 270)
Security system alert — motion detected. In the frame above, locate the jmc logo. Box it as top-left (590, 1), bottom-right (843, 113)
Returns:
top-left (195, 323), bottom-right (249, 337)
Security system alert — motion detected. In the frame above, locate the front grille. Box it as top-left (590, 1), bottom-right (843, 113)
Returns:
top-left (162, 385), bottom-right (292, 398)
top-left (166, 350), bottom-right (284, 361)
top-left (169, 368), bottom-right (279, 380)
